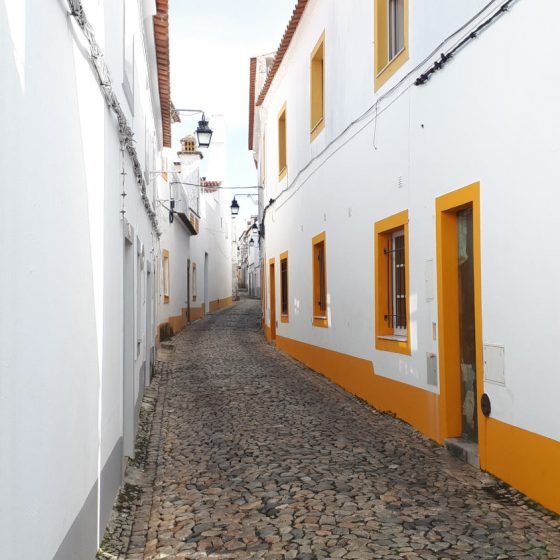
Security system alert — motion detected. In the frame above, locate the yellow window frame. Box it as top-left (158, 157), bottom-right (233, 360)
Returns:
top-left (374, 210), bottom-right (410, 354)
top-left (278, 103), bottom-right (287, 181)
top-left (280, 251), bottom-right (289, 323)
top-left (374, 0), bottom-right (409, 91)
top-left (310, 31), bottom-right (325, 142)
top-left (312, 232), bottom-right (328, 328)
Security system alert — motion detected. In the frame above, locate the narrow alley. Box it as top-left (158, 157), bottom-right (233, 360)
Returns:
top-left (100, 299), bottom-right (560, 560)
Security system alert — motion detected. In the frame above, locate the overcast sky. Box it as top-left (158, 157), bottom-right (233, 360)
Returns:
top-left (169, 0), bottom-right (295, 223)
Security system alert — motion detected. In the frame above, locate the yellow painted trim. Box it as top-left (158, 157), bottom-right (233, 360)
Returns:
top-left (310, 119), bottom-right (325, 143)
top-left (312, 232), bottom-right (328, 328)
top-left (279, 251), bottom-right (289, 323)
top-left (485, 418), bottom-right (560, 514)
top-left (269, 258), bottom-right (277, 341)
top-left (436, 183), bottom-right (482, 444)
top-left (310, 31), bottom-right (325, 141)
top-left (374, 210), bottom-right (411, 355)
top-left (278, 103), bottom-right (287, 181)
top-left (189, 304), bottom-right (204, 322)
top-left (374, 0), bottom-right (409, 91)
top-left (209, 296), bottom-right (233, 313)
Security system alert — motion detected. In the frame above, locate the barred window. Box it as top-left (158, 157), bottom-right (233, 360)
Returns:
top-left (375, 210), bottom-right (409, 354)
top-left (384, 230), bottom-right (407, 335)
top-left (312, 234), bottom-right (328, 327)
top-left (280, 255), bottom-right (288, 318)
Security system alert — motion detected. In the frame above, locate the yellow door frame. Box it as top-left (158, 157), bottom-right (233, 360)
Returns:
top-left (269, 258), bottom-right (276, 341)
top-left (435, 182), bottom-right (486, 463)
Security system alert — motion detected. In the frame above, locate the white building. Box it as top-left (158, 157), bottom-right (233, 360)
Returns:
top-left (157, 116), bottom-right (234, 338)
top-left (237, 216), bottom-right (261, 299)
top-left (1, 0), bottom-right (172, 557)
top-left (249, 0), bottom-right (560, 514)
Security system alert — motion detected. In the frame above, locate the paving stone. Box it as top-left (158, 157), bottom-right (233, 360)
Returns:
top-left (98, 298), bottom-right (560, 559)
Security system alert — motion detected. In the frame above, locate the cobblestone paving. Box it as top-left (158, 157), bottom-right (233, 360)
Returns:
top-left (101, 298), bottom-right (560, 559)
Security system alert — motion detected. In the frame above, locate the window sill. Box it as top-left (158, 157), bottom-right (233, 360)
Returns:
top-left (313, 316), bottom-right (328, 328)
top-left (374, 47), bottom-right (408, 91)
top-left (310, 118), bottom-right (325, 142)
top-left (375, 334), bottom-right (410, 355)
top-left (377, 334), bottom-right (407, 342)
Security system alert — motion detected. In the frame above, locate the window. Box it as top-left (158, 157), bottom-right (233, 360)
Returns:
top-left (162, 250), bottom-right (170, 304)
top-left (192, 262), bottom-right (197, 301)
top-left (375, 211), bottom-right (410, 354)
top-left (123, 0), bottom-right (135, 112)
top-left (388, 0), bottom-right (405, 61)
top-left (310, 32), bottom-right (325, 141)
top-left (374, 0), bottom-right (408, 90)
top-left (278, 104), bottom-right (287, 180)
top-left (312, 232), bottom-right (328, 328)
top-left (280, 252), bottom-right (289, 322)
top-left (388, 230), bottom-right (406, 335)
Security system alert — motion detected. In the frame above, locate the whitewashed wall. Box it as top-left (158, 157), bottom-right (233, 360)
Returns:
top-left (158, 116), bottom-right (233, 330)
top-left (257, 0), bottom-right (560, 445)
top-left (0, 0), bottom-right (163, 557)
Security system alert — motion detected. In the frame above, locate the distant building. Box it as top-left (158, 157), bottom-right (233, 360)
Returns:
top-left (249, 0), bottom-right (560, 515)
top-left (237, 216), bottom-right (261, 298)
top-left (157, 118), bottom-right (234, 340)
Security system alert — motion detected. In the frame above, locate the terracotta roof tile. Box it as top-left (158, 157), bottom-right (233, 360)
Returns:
top-left (154, 0), bottom-right (172, 147)
top-left (256, 0), bottom-right (308, 107)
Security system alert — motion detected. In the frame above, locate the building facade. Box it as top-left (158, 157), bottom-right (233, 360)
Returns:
top-left (249, 0), bottom-right (560, 514)
top-left (237, 216), bottom-right (261, 299)
top-left (157, 118), bottom-right (234, 340)
top-left (1, 0), bottom-right (172, 557)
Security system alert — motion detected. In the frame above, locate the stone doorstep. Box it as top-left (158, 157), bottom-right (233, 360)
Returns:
top-left (445, 437), bottom-right (480, 469)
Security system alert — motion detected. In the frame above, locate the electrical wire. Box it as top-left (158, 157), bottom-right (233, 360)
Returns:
top-left (67, 0), bottom-right (161, 235)
top-left (265, 0), bottom-right (515, 217)
top-left (170, 181), bottom-right (262, 190)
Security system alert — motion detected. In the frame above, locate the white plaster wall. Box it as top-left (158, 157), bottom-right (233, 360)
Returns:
top-left (158, 117), bottom-right (233, 326)
top-left (0, 0), bottom-right (162, 557)
top-left (258, 0), bottom-right (560, 444)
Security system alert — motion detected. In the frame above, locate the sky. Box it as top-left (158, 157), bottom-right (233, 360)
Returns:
top-left (169, 0), bottom-right (296, 224)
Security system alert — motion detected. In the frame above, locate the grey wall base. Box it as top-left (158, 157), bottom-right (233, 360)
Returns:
top-left (53, 437), bottom-right (123, 560)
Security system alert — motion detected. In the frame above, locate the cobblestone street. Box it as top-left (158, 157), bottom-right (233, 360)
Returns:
top-left (100, 298), bottom-right (560, 560)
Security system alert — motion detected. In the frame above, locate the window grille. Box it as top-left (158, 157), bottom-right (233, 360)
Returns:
top-left (317, 243), bottom-right (326, 315)
top-left (384, 231), bottom-right (406, 332)
top-left (281, 258), bottom-right (288, 316)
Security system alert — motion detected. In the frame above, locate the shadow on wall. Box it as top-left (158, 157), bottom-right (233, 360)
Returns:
top-left (1, 1), bottom-right (109, 559)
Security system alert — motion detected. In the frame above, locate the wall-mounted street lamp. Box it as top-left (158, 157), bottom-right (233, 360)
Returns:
top-left (196, 115), bottom-right (213, 148)
top-left (174, 109), bottom-right (213, 148)
top-left (230, 197), bottom-right (240, 217)
top-left (230, 193), bottom-right (258, 218)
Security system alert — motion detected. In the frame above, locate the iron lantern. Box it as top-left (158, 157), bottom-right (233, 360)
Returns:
top-left (196, 114), bottom-right (213, 148)
top-left (230, 197), bottom-right (240, 217)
